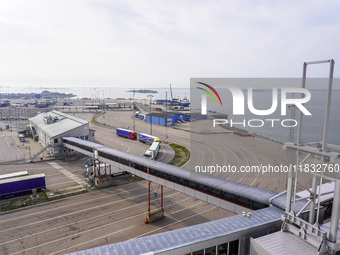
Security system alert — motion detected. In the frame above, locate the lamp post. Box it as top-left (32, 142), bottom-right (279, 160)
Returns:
top-left (147, 94), bottom-right (154, 135)
top-left (165, 91), bottom-right (169, 142)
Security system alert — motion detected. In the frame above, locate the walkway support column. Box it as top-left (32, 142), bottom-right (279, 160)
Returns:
top-left (161, 185), bottom-right (164, 210)
top-left (145, 168), bottom-right (164, 223)
top-left (148, 167), bottom-right (151, 214)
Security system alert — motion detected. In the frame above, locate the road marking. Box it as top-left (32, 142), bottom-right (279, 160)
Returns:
top-left (50, 198), bottom-right (198, 255)
top-left (9, 193), bottom-right (192, 255)
top-left (50, 226), bottom-right (136, 255)
top-left (9, 218), bottom-right (136, 255)
top-left (4, 136), bottom-right (11, 147)
top-left (133, 205), bottom-right (217, 239)
top-left (48, 162), bottom-right (88, 187)
top-left (1, 194), bottom-right (188, 247)
top-left (47, 180), bottom-right (77, 188)
top-left (0, 189), bottom-right (178, 234)
top-left (0, 186), bottom-right (147, 224)
top-left (0, 193), bottom-right (147, 233)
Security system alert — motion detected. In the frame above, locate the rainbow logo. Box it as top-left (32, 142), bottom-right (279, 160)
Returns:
top-left (196, 82), bottom-right (222, 106)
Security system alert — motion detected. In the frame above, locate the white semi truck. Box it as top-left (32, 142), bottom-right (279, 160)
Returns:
top-left (144, 142), bottom-right (160, 160)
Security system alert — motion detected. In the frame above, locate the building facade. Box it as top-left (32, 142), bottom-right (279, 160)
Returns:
top-left (29, 110), bottom-right (95, 157)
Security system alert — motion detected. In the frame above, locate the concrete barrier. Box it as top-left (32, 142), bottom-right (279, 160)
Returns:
top-left (145, 209), bottom-right (165, 223)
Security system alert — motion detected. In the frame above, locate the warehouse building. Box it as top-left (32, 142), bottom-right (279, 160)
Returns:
top-left (29, 110), bottom-right (95, 157)
top-left (145, 112), bottom-right (207, 126)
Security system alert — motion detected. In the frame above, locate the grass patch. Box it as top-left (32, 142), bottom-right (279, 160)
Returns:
top-left (168, 143), bottom-right (190, 167)
top-left (107, 174), bottom-right (144, 187)
top-left (91, 112), bottom-right (116, 129)
top-left (91, 118), bottom-right (100, 124)
top-left (0, 190), bottom-right (87, 212)
top-left (91, 112), bottom-right (103, 125)
top-left (121, 175), bottom-right (144, 183)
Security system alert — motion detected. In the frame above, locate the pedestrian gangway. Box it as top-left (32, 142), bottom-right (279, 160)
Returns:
top-left (63, 137), bottom-right (285, 213)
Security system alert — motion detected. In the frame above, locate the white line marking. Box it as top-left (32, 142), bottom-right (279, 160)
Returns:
top-left (0, 186), bottom-right (146, 224)
top-left (49, 226), bottom-right (136, 255)
top-left (50, 198), bottom-right (200, 255)
top-left (49, 162), bottom-right (88, 187)
top-left (134, 205), bottom-right (217, 239)
top-left (10, 194), bottom-right (193, 255)
top-left (9, 219), bottom-right (135, 255)
top-left (2, 194), bottom-right (188, 247)
top-left (47, 181), bottom-right (77, 187)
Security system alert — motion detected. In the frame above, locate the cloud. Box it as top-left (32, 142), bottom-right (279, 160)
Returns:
top-left (0, 0), bottom-right (339, 88)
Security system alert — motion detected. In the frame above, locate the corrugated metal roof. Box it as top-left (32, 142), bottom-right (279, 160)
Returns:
top-left (29, 111), bottom-right (88, 138)
top-left (321, 221), bottom-right (340, 243)
top-left (251, 231), bottom-right (317, 254)
top-left (297, 182), bottom-right (335, 204)
top-left (270, 191), bottom-right (308, 213)
top-left (66, 207), bottom-right (283, 255)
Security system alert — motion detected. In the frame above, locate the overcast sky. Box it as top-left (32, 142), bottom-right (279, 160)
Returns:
top-left (1, 0), bottom-right (340, 89)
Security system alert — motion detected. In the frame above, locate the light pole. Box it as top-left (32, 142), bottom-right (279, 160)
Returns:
top-left (165, 91), bottom-right (168, 142)
top-left (147, 94), bottom-right (154, 135)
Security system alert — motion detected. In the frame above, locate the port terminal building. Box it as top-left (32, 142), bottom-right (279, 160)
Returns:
top-left (28, 110), bottom-right (95, 158)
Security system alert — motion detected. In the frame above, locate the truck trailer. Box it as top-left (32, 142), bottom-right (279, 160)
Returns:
top-left (138, 133), bottom-right (161, 145)
top-left (144, 142), bottom-right (160, 160)
top-left (138, 114), bottom-right (145, 120)
top-left (116, 128), bottom-right (137, 140)
top-left (0, 171), bottom-right (29, 181)
top-left (0, 173), bottom-right (46, 197)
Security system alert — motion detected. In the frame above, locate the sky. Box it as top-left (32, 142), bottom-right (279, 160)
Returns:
top-left (1, 0), bottom-right (340, 89)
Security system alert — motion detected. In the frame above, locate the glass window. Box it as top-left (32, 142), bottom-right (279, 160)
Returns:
top-left (193, 250), bottom-right (204, 255)
top-left (54, 138), bottom-right (58, 144)
top-left (229, 240), bottom-right (239, 255)
top-left (205, 246), bottom-right (217, 255)
top-left (217, 243), bottom-right (228, 255)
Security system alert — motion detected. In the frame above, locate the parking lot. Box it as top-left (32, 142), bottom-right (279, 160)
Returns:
top-left (0, 180), bottom-right (236, 255)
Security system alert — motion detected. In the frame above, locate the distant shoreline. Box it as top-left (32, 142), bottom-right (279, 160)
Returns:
top-left (126, 89), bottom-right (158, 93)
top-left (0, 91), bottom-right (76, 99)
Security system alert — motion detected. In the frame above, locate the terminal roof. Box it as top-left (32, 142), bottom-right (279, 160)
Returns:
top-left (66, 207), bottom-right (283, 255)
top-left (29, 110), bottom-right (88, 138)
